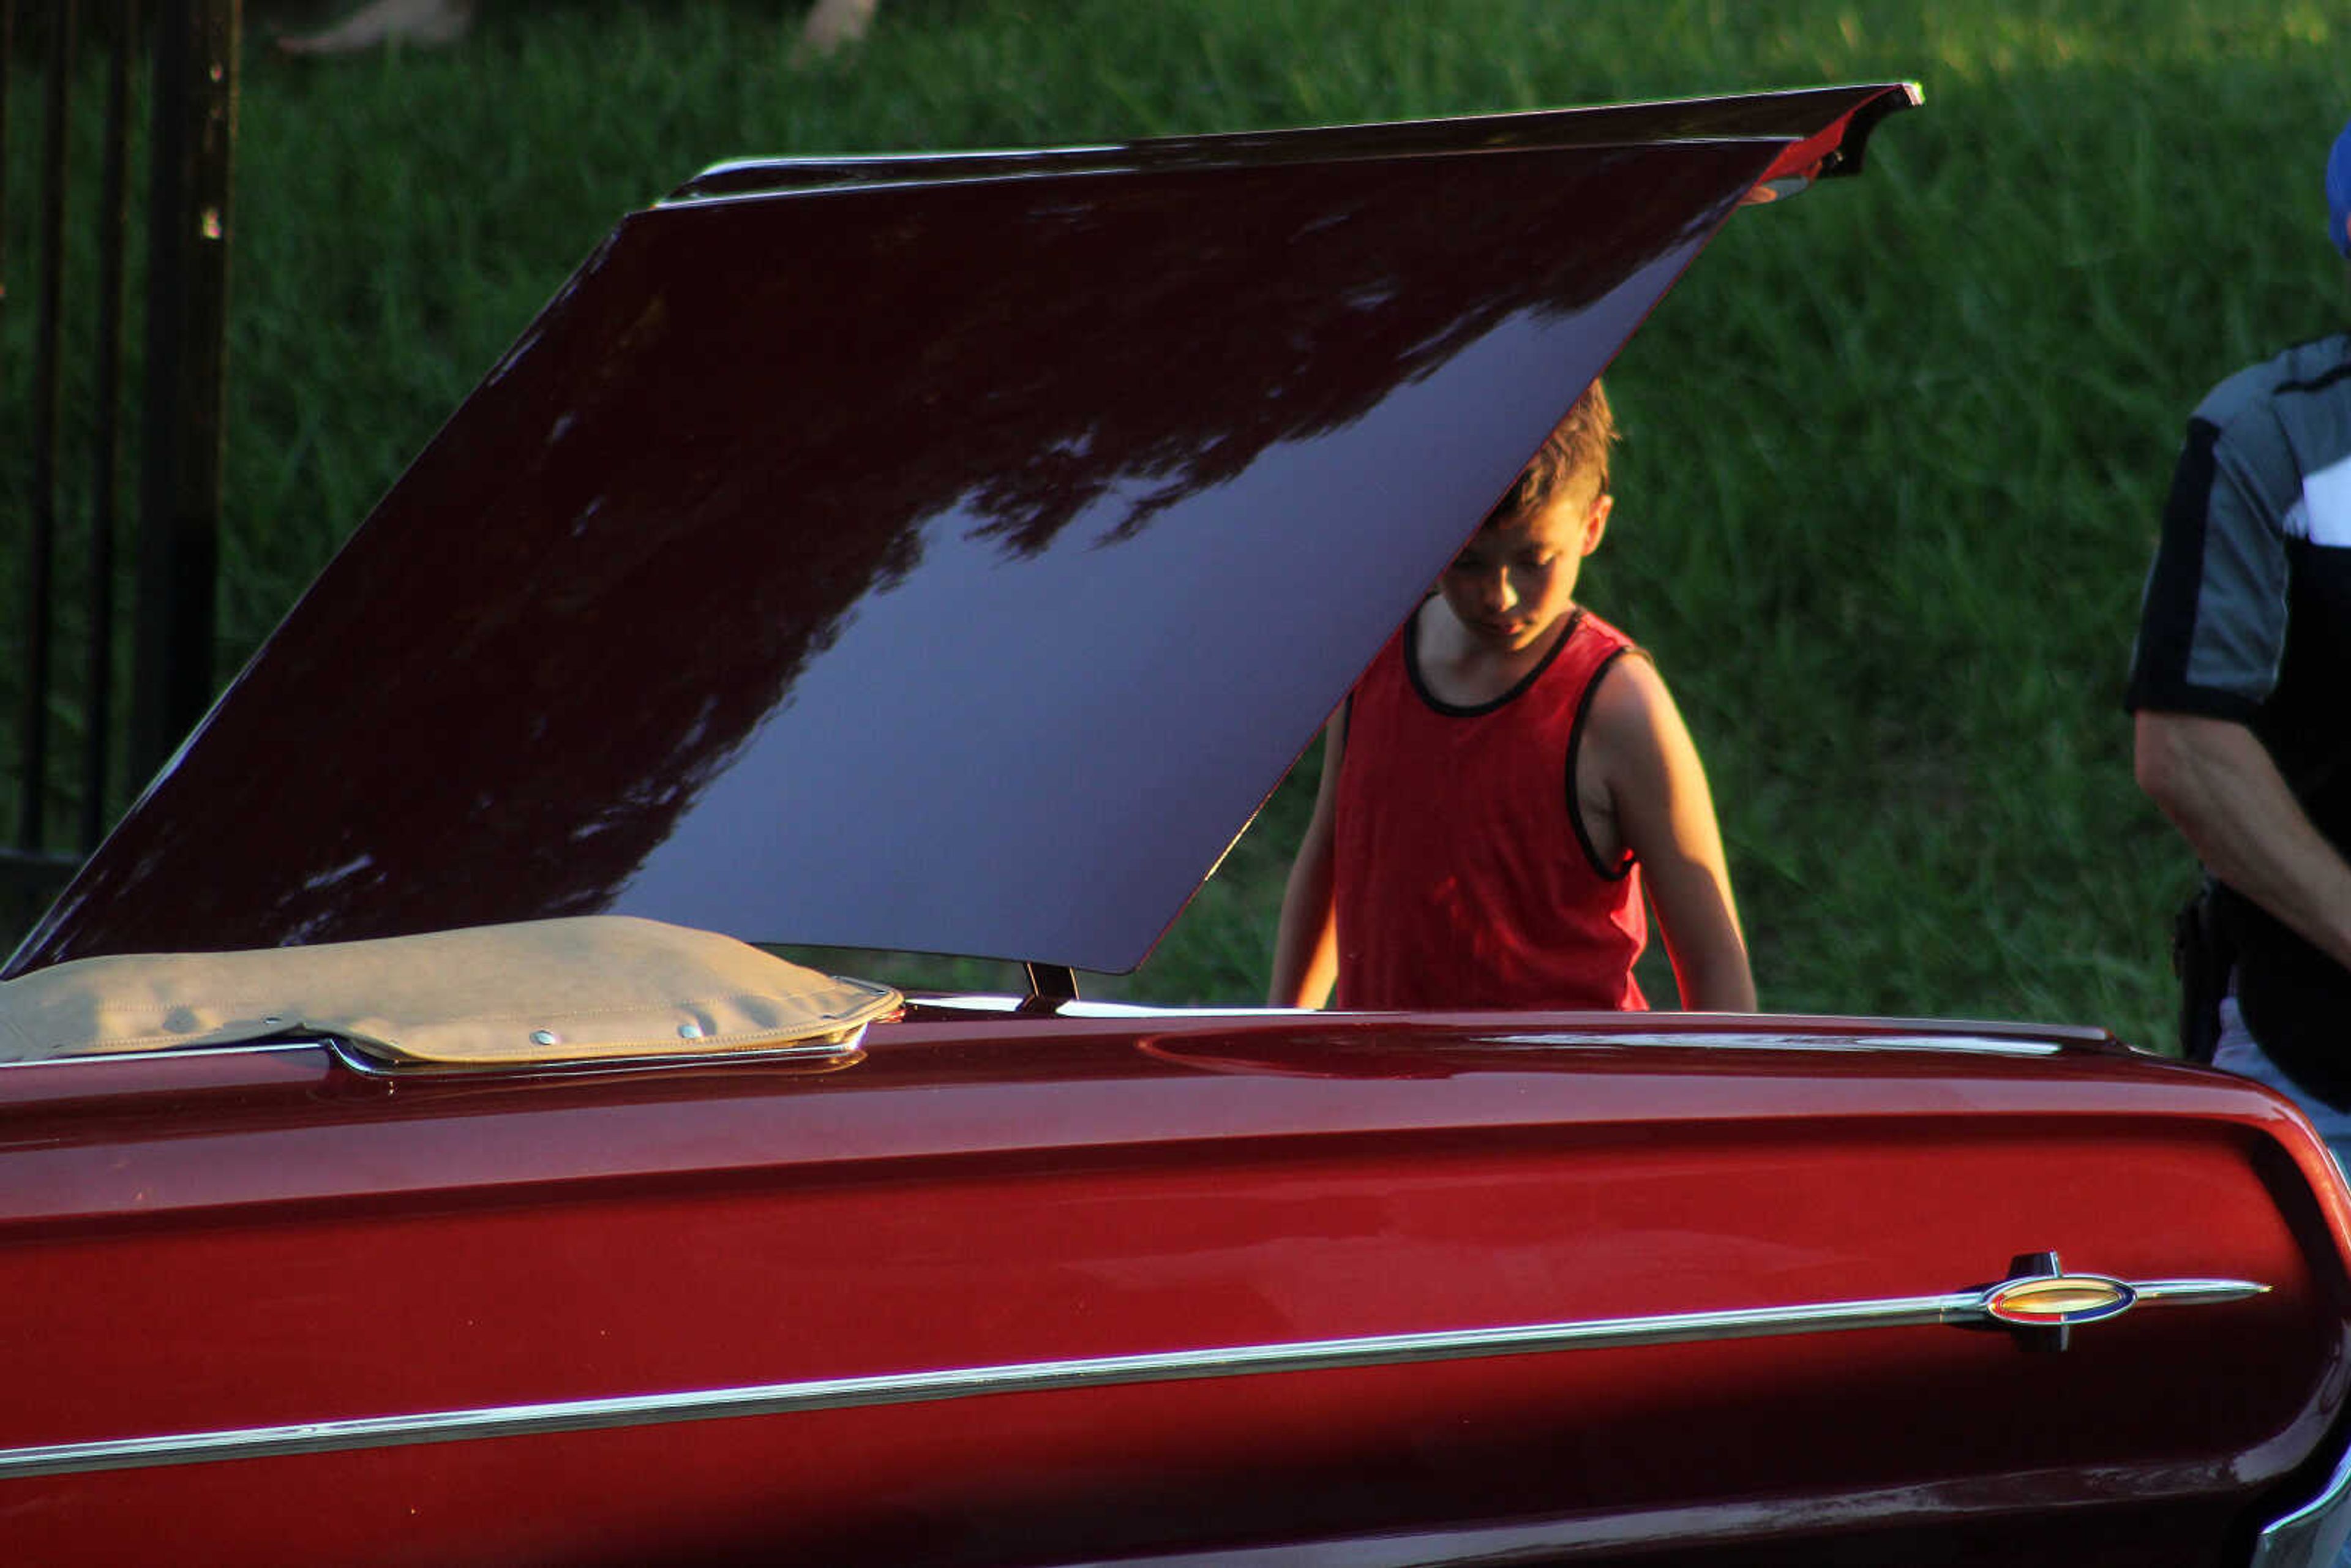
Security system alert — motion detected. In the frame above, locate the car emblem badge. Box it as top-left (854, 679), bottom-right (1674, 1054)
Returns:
top-left (1984, 1272), bottom-right (2139, 1326)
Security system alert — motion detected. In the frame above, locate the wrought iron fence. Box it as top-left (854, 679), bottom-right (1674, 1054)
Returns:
top-left (1, 0), bottom-right (238, 944)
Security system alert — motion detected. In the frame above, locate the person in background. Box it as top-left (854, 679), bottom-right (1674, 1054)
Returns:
top-left (2128, 115), bottom-right (2351, 1166)
top-left (277, 0), bottom-right (879, 59)
top-left (1269, 381), bottom-right (1756, 1015)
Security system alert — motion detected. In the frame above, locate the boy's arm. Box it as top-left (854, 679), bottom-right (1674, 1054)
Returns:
top-left (1589, 658), bottom-right (1757, 1011)
top-left (1267, 712), bottom-right (1348, 1007)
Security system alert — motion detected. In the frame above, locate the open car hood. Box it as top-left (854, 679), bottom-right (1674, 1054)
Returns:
top-left (10, 84), bottom-right (1918, 976)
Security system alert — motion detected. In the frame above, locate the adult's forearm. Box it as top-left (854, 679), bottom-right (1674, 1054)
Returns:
top-left (2134, 712), bottom-right (2351, 973)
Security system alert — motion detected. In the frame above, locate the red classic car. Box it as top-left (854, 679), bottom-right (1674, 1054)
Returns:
top-left (4, 83), bottom-right (2349, 1567)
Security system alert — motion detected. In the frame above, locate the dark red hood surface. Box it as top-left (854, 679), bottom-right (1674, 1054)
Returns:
top-left (10, 85), bottom-right (1917, 975)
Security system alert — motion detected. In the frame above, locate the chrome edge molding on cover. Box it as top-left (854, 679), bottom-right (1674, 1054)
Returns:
top-left (1488, 1030), bottom-right (2066, 1057)
top-left (2252, 1430), bottom-right (2351, 1568)
top-left (0, 1269), bottom-right (2265, 1479)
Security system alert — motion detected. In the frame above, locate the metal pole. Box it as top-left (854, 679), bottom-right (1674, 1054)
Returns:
top-left (85, 0), bottom-right (143, 849)
top-left (0, 3), bottom-right (15, 842)
top-left (0, 1), bottom-right (12, 488)
top-left (131, 0), bottom-right (239, 787)
top-left (22, 1), bottom-right (82, 850)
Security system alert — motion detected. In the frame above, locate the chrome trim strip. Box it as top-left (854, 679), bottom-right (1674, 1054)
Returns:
top-left (323, 1035), bottom-right (866, 1080)
top-left (0, 1041), bottom-right (323, 1070)
top-left (1489, 1030), bottom-right (2066, 1056)
top-left (0, 1271), bottom-right (2267, 1480)
top-left (2252, 1429), bottom-right (2351, 1567)
top-left (914, 1010), bottom-right (2079, 1048)
top-left (0, 1035), bottom-right (866, 1078)
top-left (1, 1021), bottom-right (2075, 1063)
top-left (924, 994), bottom-right (1303, 1018)
top-left (686, 145), bottom-right (1123, 179)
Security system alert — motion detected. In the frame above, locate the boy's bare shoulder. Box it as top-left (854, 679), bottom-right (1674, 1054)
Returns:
top-left (1579, 645), bottom-right (1706, 787)
top-left (1584, 643), bottom-right (1676, 733)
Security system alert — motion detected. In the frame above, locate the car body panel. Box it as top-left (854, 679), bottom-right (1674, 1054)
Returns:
top-left (9, 86), bottom-right (1917, 978)
top-left (1, 1013), bottom-right (2346, 1565)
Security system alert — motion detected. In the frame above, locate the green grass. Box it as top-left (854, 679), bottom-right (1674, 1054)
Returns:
top-left (7, 0), bottom-right (2349, 1045)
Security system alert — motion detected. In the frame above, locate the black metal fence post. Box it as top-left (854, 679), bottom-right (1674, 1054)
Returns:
top-left (1, 1), bottom-right (238, 945)
top-left (21, 1), bottom-right (79, 852)
top-left (130, 0), bottom-right (240, 788)
top-left (85, 0), bottom-right (141, 850)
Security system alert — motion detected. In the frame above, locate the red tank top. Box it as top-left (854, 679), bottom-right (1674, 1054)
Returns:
top-left (1332, 606), bottom-right (1647, 1011)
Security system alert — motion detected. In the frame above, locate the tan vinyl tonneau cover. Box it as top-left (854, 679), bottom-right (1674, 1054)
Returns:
top-left (0, 915), bottom-right (899, 1067)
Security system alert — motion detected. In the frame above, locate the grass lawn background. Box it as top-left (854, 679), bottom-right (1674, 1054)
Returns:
top-left (5, 0), bottom-right (2348, 1046)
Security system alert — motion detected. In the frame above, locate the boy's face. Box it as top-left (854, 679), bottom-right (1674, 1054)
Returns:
top-left (1437, 479), bottom-right (1611, 655)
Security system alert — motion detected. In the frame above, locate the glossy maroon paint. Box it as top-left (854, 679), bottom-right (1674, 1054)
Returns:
top-left (0, 1013), bottom-right (2343, 1566)
top-left (8, 85), bottom-right (1918, 977)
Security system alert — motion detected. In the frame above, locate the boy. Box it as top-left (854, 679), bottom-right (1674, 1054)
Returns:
top-left (1267, 382), bottom-right (1755, 1012)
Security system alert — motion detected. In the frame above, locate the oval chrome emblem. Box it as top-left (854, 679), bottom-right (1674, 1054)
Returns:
top-left (1985, 1274), bottom-right (2139, 1326)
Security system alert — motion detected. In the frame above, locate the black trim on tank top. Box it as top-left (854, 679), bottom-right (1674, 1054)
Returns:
top-left (1404, 608), bottom-right (1585, 717)
top-left (1565, 647), bottom-right (1638, 882)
